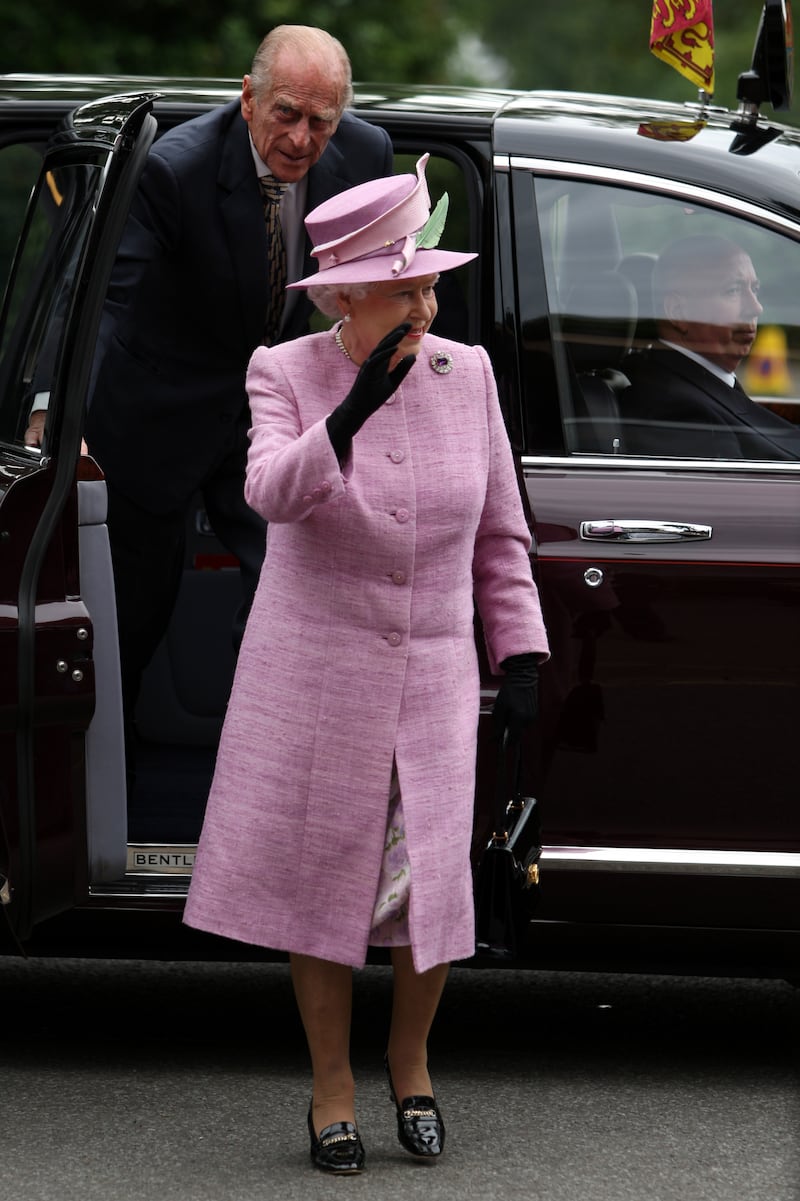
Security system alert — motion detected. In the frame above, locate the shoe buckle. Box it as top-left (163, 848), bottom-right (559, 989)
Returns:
top-left (322, 1132), bottom-right (357, 1147)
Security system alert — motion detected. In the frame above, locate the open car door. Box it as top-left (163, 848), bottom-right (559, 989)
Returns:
top-left (0, 92), bottom-right (158, 942)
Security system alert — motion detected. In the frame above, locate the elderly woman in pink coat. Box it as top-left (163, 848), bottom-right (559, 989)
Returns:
top-left (184, 154), bottom-right (549, 1175)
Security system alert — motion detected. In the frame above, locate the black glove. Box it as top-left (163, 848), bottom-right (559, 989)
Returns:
top-left (492, 653), bottom-right (540, 742)
top-left (326, 323), bottom-right (416, 460)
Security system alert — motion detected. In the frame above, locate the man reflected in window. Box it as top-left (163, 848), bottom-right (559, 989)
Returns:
top-left (619, 235), bottom-right (800, 460)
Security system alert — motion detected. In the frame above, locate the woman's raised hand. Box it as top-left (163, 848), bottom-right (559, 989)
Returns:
top-left (327, 324), bottom-right (416, 460)
top-left (352, 323), bottom-right (416, 415)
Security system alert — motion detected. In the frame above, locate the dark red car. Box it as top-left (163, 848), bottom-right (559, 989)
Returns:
top-left (1, 2), bottom-right (797, 974)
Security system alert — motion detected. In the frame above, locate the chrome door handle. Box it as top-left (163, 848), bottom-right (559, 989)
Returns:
top-left (580, 519), bottom-right (712, 543)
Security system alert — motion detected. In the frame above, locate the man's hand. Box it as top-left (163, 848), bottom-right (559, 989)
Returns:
top-left (24, 411), bottom-right (46, 447)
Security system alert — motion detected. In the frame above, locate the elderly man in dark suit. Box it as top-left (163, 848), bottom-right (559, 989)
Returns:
top-left (619, 234), bottom-right (800, 461)
top-left (79, 25), bottom-right (393, 769)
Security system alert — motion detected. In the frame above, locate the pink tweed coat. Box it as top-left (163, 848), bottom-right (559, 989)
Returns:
top-left (183, 330), bottom-right (549, 973)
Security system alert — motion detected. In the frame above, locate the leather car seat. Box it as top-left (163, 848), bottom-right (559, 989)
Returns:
top-left (560, 270), bottom-right (638, 453)
top-left (617, 252), bottom-right (659, 344)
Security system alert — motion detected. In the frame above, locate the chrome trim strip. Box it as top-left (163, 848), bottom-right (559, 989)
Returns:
top-left (88, 844), bottom-right (800, 900)
top-left (520, 454), bottom-right (799, 474)
top-left (90, 879), bottom-right (190, 899)
top-left (496, 154), bottom-right (800, 239)
top-left (542, 846), bottom-right (800, 878)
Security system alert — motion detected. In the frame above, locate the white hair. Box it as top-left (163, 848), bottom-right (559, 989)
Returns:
top-left (307, 281), bottom-right (377, 320)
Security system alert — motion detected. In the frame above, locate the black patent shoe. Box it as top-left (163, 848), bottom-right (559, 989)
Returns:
top-left (307, 1105), bottom-right (365, 1174)
top-left (384, 1054), bottom-right (445, 1159)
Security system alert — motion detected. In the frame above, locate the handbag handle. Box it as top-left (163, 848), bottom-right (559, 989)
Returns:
top-left (492, 732), bottom-right (523, 841)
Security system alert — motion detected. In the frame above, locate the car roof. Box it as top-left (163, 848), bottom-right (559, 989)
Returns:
top-left (0, 73), bottom-right (517, 113)
top-left (0, 73), bottom-right (244, 104)
top-left (493, 92), bottom-right (800, 221)
top-left (2, 72), bottom-right (798, 220)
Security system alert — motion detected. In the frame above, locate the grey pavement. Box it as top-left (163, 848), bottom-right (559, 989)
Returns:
top-left (1, 958), bottom-right (798, 1201)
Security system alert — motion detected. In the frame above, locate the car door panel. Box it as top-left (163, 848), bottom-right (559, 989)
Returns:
top-left (0, 93), bottom-right (157, 939)
top-left (502, 153), bottom-right (800, 937)
top-left (529, 466), bottom-right (800, 850)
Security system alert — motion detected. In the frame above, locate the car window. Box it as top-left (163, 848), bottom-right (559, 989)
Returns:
top-left (0, 160), bottom-right (104, 449)
top-left (533, 175), bottom-right (800, 463)
top-left (0, 143), bottom-right (42, 301)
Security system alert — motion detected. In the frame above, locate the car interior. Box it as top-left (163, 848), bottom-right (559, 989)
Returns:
top-left (532, 174), bottom-right (800, 459)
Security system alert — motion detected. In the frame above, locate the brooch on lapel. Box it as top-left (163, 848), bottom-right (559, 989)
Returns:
top-left (429, 350), bottom-right (454, 375)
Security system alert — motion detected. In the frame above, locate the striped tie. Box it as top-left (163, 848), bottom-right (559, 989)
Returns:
top-left (260, 177), bottom-right (288, 346)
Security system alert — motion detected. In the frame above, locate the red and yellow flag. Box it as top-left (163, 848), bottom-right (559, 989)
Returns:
top-left (650, 0), bottom-right (715, 94)
top-left (637, 119), bottom-right (705, 141)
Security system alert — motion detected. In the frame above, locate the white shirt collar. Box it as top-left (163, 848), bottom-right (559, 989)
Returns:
top-left (247, 131), bottom-right (307, 221)
top-left (249, 135), bottom-right (285, 183)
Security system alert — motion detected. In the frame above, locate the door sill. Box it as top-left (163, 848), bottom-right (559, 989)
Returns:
top-left (89, 842), bottom-right (196, 899)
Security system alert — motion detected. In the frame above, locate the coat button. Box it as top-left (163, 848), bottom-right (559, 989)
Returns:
top-left (387, 632), bottom-right (402, 647)
top-left (391, 570), bottom-right (406, 585)
top-left (389, 449), bottom-right (405, 463)
top-left (394, 508), bottom-right (410, 523)
top-left (302, 494), bottom-right (313, 504)
top-left (320, 480), bottom-right (331, 493)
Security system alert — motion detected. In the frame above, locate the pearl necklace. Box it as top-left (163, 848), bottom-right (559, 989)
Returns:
top-left (334, 323), bottom-right (354, 362)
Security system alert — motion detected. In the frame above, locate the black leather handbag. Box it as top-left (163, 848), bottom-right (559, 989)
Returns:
top-left (474, 736), bottom-right (542, 959)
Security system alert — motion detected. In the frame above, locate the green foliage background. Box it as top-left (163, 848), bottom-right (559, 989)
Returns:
top-left (2, 0), bottom-right (795, 121)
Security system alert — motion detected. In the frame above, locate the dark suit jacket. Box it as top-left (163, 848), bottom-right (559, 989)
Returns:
top-left (85, 99), bottom-right (393, 512)
top-left (618, 344), bottom-right (800, 461)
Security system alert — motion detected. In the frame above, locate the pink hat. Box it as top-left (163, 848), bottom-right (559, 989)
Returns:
top-left (287, 153), bottom-right (477, 289)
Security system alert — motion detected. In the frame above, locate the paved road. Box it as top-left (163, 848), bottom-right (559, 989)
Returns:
top-left (2, 958), bottom-right (798, 1201)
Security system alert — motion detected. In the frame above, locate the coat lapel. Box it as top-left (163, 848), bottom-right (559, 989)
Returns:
top-left (661, 348), bottom-right (750, 421)
top-left (217, 107), bottom-right (270, 354)
top-left (662, 347), bottom-right (800, 458)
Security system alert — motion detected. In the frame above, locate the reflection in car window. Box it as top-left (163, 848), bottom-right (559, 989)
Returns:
top-left (534, 177), bottom-right (800, 462)
top-left (0, 143), bottom-right (42, 301)
top-left (0, 161), bottom-right (102, 449)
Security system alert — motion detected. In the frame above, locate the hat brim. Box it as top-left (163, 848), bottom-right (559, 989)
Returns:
top-left (286, 248), bottom-right (477, 290)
